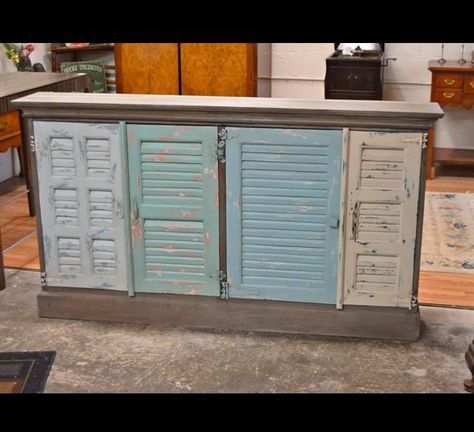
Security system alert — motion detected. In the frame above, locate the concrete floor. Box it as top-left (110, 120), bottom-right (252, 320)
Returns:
top-left (0, 269), bottom-right (472, 393)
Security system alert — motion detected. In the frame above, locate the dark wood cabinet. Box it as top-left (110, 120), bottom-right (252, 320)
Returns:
top-left (325, 45), bottom-right (384, 100)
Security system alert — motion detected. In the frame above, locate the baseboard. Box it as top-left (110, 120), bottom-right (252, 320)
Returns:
top-left (38, 287), bottom-right (421, 341)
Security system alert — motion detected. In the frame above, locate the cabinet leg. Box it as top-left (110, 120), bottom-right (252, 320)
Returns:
top-left (20, 117), bottom-right (35, 217)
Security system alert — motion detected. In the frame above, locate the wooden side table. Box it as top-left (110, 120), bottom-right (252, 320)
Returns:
top-left (0, 72), bottom-right (91, 217)
top-left (427, 60), bottom-right (474, 179)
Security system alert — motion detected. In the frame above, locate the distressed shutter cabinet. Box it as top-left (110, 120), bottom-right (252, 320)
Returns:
top-left (34, 121), bottom-right (130, 290)
top-left (13, 93), bottom-right (443, 340)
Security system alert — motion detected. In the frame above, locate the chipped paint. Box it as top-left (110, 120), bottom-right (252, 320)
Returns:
top-left (185, 287), bottom-right (198, 295)
top-left (204, 231), bottom-right (211, 249)
top-left (180, 209), bottom-right (198, 219)
top-left (404, 177), bottom-right (411, 198)
top-left (213, 161), bottom-right (218, 180)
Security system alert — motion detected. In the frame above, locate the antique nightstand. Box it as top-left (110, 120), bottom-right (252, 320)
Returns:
top-left (427, 60), bottom-right (474, 178)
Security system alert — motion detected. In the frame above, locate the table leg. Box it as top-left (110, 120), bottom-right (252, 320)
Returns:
top-left (16, 145), bottom-right (25, 178)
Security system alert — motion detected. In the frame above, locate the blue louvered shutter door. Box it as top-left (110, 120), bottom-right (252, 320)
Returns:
top-left (34, 121), bottom-right (129, 291)
top-left (226, 127), bottom-right (343, 304)
top-left (127, 125), bottom-right (220, 296)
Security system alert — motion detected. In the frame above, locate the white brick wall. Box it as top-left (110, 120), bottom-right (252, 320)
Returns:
top-left (257, 43), bottom-right (474, 149)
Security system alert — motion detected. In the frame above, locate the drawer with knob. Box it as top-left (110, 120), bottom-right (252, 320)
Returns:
top-left (463, 74), bottom-right (474, 94)
top-left (0, 110), bottom-right (21, 139)
top-left (433, 88), bottom-right (462, 104)
top-left (434, 74), bottom-right (463, 89)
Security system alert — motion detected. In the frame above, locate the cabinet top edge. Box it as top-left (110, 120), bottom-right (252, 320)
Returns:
top-left (11, 92), bottom-right (444, 120)
top-left (0, 74), bottom-right (88, 99)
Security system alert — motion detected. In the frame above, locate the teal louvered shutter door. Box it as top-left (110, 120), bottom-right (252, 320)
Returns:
top-left (34, 121), bottom-right (129, 291)
top-left (226, 127), bottom-right (343, 304)
top-left (127, 125), bottom-right (220, 295)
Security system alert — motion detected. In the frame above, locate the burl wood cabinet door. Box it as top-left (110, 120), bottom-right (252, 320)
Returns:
top-left (115, 43), bottom-right (179, 95)
top-left (180, 43), bottom-right (257, 96)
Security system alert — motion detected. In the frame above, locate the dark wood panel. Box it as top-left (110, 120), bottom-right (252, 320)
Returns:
top-left (38, 287), bottom-right (421, 341)
top-left (115, 43), bottom-right (179, 95)
top-left (325, 54), bottom-right (383, 100)
top-left (180, 43), bottom-right (257, 97)
top-left (50, 44), bottom-right (114, 54)
top-left (434, 148), bottom-right (474, 166)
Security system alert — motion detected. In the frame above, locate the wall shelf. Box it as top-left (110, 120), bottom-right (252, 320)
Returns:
top-left (50, 44), bottom-right (115, 92)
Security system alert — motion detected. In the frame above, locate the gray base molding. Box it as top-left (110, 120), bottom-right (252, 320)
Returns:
top-left (38, 287), bottom-right (421, 341)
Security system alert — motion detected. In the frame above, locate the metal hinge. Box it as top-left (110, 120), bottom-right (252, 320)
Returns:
top-left (217, 127), bottom-right (227, 163)
top-left (30, 135), bottom-right (37, 153)
top-left (219, 270), bottom-right (229, 300)
top-left (40, 272), bottom-right (47, 287)
top-left (422, 133), bottom-right (429, 149)
top-left (410, 295), bottom-right (418, 310)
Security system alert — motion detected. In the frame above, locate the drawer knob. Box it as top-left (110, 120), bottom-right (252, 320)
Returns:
top-left (444, 78), bottom-right (456, 86)
top-left (0, 121), bottom-right (6, 132)
top-left (470, 81), bottom-right (474, 88)
top-left (443, 91), bottom-right (455, 99)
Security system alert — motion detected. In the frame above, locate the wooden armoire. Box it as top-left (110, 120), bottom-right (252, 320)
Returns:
top-left (115, 43), bottom-right (257, 96)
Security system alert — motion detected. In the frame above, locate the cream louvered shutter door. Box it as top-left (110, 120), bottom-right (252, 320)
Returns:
top-left (343, 131), bottom-right (423, 307)
top-left (34, 121), bottom-right (129, 290)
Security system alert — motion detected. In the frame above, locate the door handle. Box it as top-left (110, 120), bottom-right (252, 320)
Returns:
top-left (351, 202), bottom-right (359, 240)
top-left (114, 200), bottom-right (124, 220)
top-left (131, 199), bottom-right (139, 223)
top-left (328, 216), bottom-right (339, 229)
